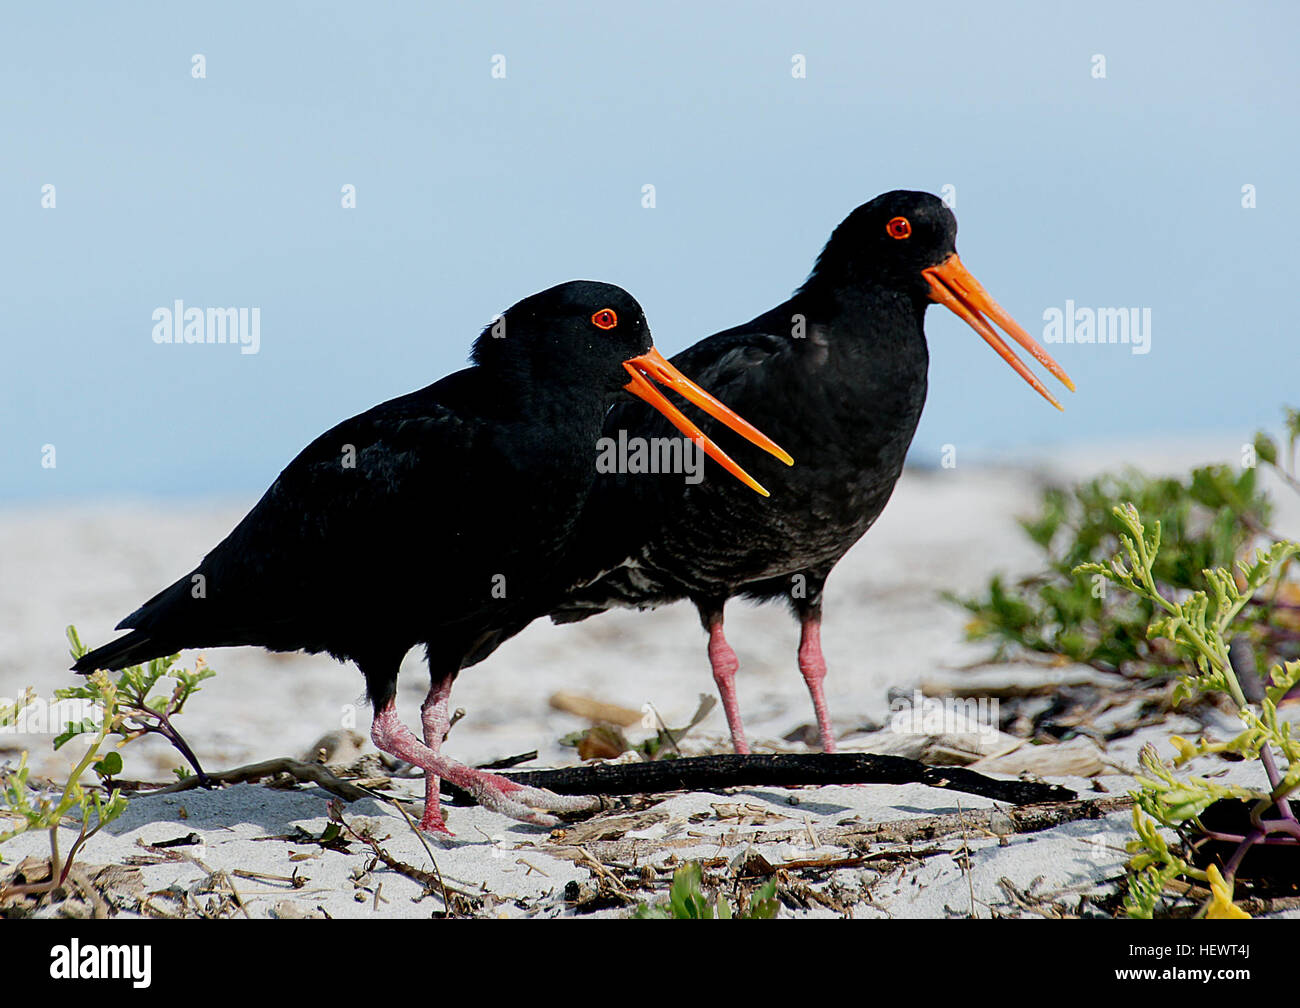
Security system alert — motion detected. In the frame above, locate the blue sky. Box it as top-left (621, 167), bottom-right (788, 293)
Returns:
top-left (2, 1), bottom-right (1296, 501)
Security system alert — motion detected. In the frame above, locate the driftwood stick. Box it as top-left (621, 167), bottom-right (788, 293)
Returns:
top-left (123, 752), bottom-right (1076, 811)
top-left (444, 753), bottom-right (1077, 807)
top-left (131, 757), bottom-right (377, 803)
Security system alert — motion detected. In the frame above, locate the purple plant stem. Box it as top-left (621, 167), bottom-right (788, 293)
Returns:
top-left (125, 702), bottom-right (208, 783)
top-left (1263, 816), bottom-right (1300, 840)
top-left (1199, 824), bottom-right (1300, 844)
top-left (1222, 827), bottom-right (1267, 880)
top-left (1258, 745), bottom-right (1295, 822)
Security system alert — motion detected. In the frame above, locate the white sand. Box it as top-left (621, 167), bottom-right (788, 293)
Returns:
top-left (2, 439), bottom-right (1297, 917)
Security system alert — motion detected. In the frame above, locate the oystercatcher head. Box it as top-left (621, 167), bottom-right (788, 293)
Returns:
top-left (810, 190), bottom-right (1073, 407)
top-left (472, 280), bottom-right (792, 495)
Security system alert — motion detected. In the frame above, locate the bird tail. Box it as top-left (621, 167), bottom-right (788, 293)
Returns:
top-left (72, 567), bottom-right (202, 675)
top-left (71, 629), bottom-right (177, 674)
top-left (549, 603), bottom-right (606, 625)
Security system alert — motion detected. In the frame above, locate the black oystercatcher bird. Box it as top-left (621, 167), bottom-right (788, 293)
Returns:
top-left (72, 281), bottom-right (791, 832)
top-left (552, 192), bottom-right (1074, 753)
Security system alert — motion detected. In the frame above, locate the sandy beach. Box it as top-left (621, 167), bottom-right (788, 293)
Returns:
top-left (2, 439), bottom-right (1296, 918)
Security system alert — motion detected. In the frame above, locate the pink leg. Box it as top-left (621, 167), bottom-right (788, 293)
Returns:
top-left (798, 612), bottom-right (837, 753)
top-left (417, 676), bottom-right (455, 834)
top-left (706, 615), bottom-right (751, 754)
top-left (370, 702), bottom-right (594, 833)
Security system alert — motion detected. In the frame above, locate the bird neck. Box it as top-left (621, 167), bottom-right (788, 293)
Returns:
top-left (520, 378), bottom-right (617, 434)
top-left (488, 379), bottom-right (616, 486)
top-left (789, 279), bottom-right (930, 371)
top-left (760, 280), bottom-right (930, 471)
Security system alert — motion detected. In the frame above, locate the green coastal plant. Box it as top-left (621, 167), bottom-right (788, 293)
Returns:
top-left (950, 407), bottom-right (1300, 681)
top-left (1076, 504), bottom-right (1300, 918)
top-left (1, 627), bottom-right (215, 908)
top-left (57, 625), bottom-right (214, 781)
top-left (633, 861), bottom-right (779, 919)
top-left (0, 669), bottom-right (127, 902)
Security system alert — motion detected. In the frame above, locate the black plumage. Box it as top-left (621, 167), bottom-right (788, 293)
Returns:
top-left (552, 191), bottom-right (1074, 752)
top-left (73, 280), bottom-right (787, 831)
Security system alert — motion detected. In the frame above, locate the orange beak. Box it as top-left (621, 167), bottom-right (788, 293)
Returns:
top-left (922, 254), bottom-right (1075, 410)
top-left (622, 347), bottom-right (794, 497)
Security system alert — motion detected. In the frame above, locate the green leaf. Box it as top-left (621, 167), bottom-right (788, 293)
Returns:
top-left (66, 624), bottom-right (88, 660)
top-left (1254, 433), bottom-right (1278, 467)
top-left (745, 879), bottom-right (780, 919)
top-left (54, 717), bottom-right (101, 750)
top-left (667, 862), bottom-right (712, 919)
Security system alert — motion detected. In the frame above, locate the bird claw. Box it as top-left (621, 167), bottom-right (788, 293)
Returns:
top-left (416, 809), bottom-right (456, 836)
top-left (458, 771), bottom-right (598, 827)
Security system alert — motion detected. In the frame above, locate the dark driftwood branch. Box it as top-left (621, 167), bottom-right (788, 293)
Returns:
top-left (123, 752), bottom-right (1075, 812)
top-left (444, 753), bottom-right (1077, 807)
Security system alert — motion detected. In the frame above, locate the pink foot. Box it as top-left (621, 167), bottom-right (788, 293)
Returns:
top-left (371, 702), bottom-right (595, 831)
top-left (417, 806), bottom-right (455, 836)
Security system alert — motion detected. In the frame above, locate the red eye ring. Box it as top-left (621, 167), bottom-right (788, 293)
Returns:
top-left (886, 216), bottom-right (912, 239)
top-left (591, 308), bottom-right (618, 330)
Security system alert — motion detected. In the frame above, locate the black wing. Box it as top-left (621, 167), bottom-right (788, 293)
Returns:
top-left (77, 371), bottom-right (493, 670)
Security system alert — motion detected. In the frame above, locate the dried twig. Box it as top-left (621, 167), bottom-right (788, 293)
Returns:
top-left (131, 757), bottom-right (382, 803)
top-left (550, 796), bottom-right (1135, 865)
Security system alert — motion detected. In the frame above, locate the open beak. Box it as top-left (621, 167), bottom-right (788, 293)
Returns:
top-left (622, 347), bottom-right (794, 497)
top-left (922, 254), bottom-right (1075, 411)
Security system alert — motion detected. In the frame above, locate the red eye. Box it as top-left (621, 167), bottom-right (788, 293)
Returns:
top-left (592, 308), bottom-right (618, 330)
top-left (886, 216), bottom-right (912, 239)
